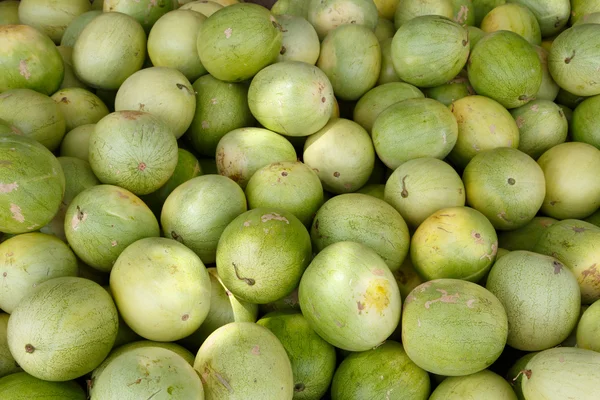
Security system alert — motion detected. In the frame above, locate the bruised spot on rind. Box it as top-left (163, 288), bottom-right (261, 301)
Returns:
top-left (424, 289), bottom-right (459, 309)
top-left (19, 60), bottom-right (31, 80)
top-left (0, 182), bottom-right (18, 193)
top-left (10, 203), bottom-right (24, 223)
top-left (261, 213), bottom-right (289, 224)
top-left (251, 345), bottom-right (260, 355)
top-left (224, 27), bottom-right (232, 38)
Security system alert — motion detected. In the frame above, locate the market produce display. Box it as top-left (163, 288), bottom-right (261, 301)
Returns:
top-left (1, 0), bottom-right (600, 399)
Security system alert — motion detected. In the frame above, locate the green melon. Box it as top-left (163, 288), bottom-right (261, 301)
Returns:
top-left (424, 75), bottom-right (475, 106)
top-left (533, 219), bottom-right (600, 304)
top-left (51, 88), bottom-right (108, 132)
top-left (110, 237), bottom-right (211, 342)
top-left (393, 257), bottom-right (425, 301)
top-left (56, 46), bottom-right (88, 91)
top-left (248, 61), bottom-right (335, 137)
top-left (194, 322), bottom-right (294, 399)
top-left (103, 0), bottom-right (176, 33)
top-left (89, 111), bottom-right (179, 195)
top-left (0, 233), bottom-right (78, 313)
top-left (178, 268), bottom-right (258, 353)
top-left (60, 10), bottom-right (101, 47)
top-left (394, 0), bottom-right (454, 29)
top-left (555, 87), bottom-right (588, 109)
top-left (311, 193), bottom-right (410, 272)
top-left (115, 67), bottom-right (197, 139)
top-left (276, 15), bottom-right (320, 65)
top-left (187, 75), bottom-right (254, 157)
top-left (537, 142), bottom-right (600, 219)
top-left (411, 206), bottom-right (498, 281)
top-left (0, 119), bottom-right (16, 136)
top-left (307, 0), bottom-right (378, 40)
top-left (510, 0), bottom-right (570, 37)
top-left (468, 26), bottom-right (486, 49)
top-left (303, 118), bottom-right (375, 194)
top-left (0, 372), bottom-right (85, 399)
top-left (373, 0), bottom-right (401, 20)
top-left (585, 209), bottom-right (600, 227)
top-left (7, 277), bottom-right (118, 381)
top-left (161, 175), bottom-right (247, 264)
top-left (18, 0), bottom-right (91, 43)
top-left (577, 299), bottom-right (600, 352)
top-left (392, 15), bottom-right (470, 88)
top-left (486, 250), bottom-right (581, 351)
top-left (353, 82), bottom-right (425, 133)
top-left (429, 369), bottom-right (517, 400)
top-left (90, 346), bottom-right (204, 399)
top-left (480, 3), bottom-right (541, 45)
top-left (0, 89), bottom-right (66, 151)
top-left (452, 0), bottom-right (475, 26)
top-left (64, 184), bottom-right (160, 272)
top-left (72, 12), bottom-right (146, 90)
top-left (272, 0), bottom-right (310, 18)
top-left (299, 241), bottom-right (402, 351)
top-left (0, 1), bottom-right (19, 25)
top-left (374, 17), bottom-right (396, 41)
top-left (372, 98), bottom-right (458, 170)
top-left (331, 341), bottom-right (430, 400)
top-left (463, 147), bottom-right (546, 230)
top-left (519, 347), bottom-right (600, 400)
top-left (147, 10), bottom-right (207, 82)
top-left (317, 24), bottom-right (380, 101)
top-left (0, 134), bottom-right (65, 235)
top-left (257, 311), bottom-right (337, 400)
top-left (196, 3), bottom-right (282, 82)
top-left (0, 24), bottom-right (64, 95)
top-left (572, 95), bottom-right (600, 148)
top-left (378, 38), bottom-right (402, 85)
top-left (180, 0), bottom-right (223, 16)
top-left (59, 124), bottom-right (94, 161)
top-left (0, 314), bottom-right (21, 378)
top-left (140, 148), bottom-right (201, 216)
top-left (216, 208), bottom-right (311, 304)
top-left (402, 279), bottom-right (508, 376)
top-left (384, 157), bottom-right (466, 228)
top-left (448, 95), bottom-right (520, 169)
top-left (356, 183), bottom-right (385, 199)
top-left (574, 12), bottom-right (600, 25)
top-left (497, 216), bottom-right (557, 251)
top-left (245, 161), bottom-right (323, 227)
top-left (472, 0), bottom-right (506, 25)
top-left (468, 30), bottom-right (542, 108)
top-left (216, 127), bottom-right (297, 189)
top-left (91, 0), bottom-right (103, 10)
top-left (548, 24), bottom-right (600, 97)
top-left (571, 0), bottom-right (600, 25)
top-left (506, 351), bottom-right (538, 400)
top-left (511, 99), bottom-right (568, 159)
top-left (102, 286), bottom-right (142, 349)
top-left (533, 45), bottom-right (561, 102)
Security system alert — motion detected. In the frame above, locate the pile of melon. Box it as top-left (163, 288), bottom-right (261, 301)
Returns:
top-left (1, 0), bottom-right (600, 399)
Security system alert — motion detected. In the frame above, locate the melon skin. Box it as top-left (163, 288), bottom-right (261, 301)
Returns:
top-left (72, 12), bottom-right (146, 90)
top-left (377, 38), bottom-right (402, 85)
top-left (429, 369), bottom-right (517, 400)
top-left (401, 279), bottom-right (508, 376)
top-left (277, 15), bottom-right (320, 65)
top-left (509, 0), bottom-right (570, 37)
top-left (196, 3), bottom-right (283, 82)
top-left (0, 233), bottom-right (78, 313)
top-left (103, 0), bottom-right (177, 33)
top-left (0, 89), bottom-right (67, 151)
top-left (7, 277), bottom-right (119, 381)
top-left (497, 216), bottom-right (557, 251)
top-left (51, 88), bottom-right (109, 133)
top-left (571, 0), bottom-right (600, 25)
top-left (0, 372), bottom-right (85, 399)
top-left (0, 314), bottom-right (21, 378)
top-left (18, 0), bottom-right (91, 44)
top-left (60, 10), bottom-right (102, 47)
top-left (110, 237), bottom-right (212, 342)
top-left (331, 340), bottom-right (430, 400)
top-left (307, 0), bottom-right (379, 40)
top-left (572, 95), bottom-right (600, 149)
top-left (520, 347), bottom-right (600, 400)
top-left (480, 3), bottom-right (542, 45)
top-left (468, 30), bottom-right (542, 109)
top-left (180, 0), bottom-right (224, 17)
top-left (272, 0), bottom-right (310, 18)
top-left (423, 75), bottom-right (474, 106)
top-left (0, 1), bottom-right (19, 25)
top-left (0, 24), bottom-right (65, 95)
top-left (391, 15), bottom-right (470, 88)
top-left (59, 125), bottom-right (95, 162)
top-left (56, 45), bottom-right (88, 91)
top-left (486, 250), bottom-right (581, 351)
top-left (394, 0), bottom-right (454, 29)
top-left (576, 299), bottom-right (600, 352)
top-left (89, 111), bottom-right (179, 196)
top-left (64, 184), bottom-right (160, 273)
top-left (0, 134), bottom-right (65, 235)
top-left (299, 241), bottom-right (402, 352)
top-left (90, 346), bottom-right (204, 400)
top-left (194, 322), bottom-right (294, 400)
top-left (472, 0), bottom-right (506, 26)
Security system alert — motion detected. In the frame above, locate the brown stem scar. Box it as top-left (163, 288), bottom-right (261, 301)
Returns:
top-left (25, 344), bottom-right (35, 353)
top-left (233, 263), bottom-right (255, 286)
top-left (401, 175), bottom-right (409, 198)
top-left (564, 50), bottom-right (576, 64)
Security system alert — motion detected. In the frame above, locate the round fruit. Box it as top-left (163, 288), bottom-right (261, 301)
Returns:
top-left (423, 75), bottom-right (474, 106)
top-left (7, 277), bottom-right (118, 381)
top-left (64, 184), bottom-right (160, 272)
top-left (537, 142), bottom-right (600, 220)
top-left (72, 12), bottom-right (146, 90)
top-left (402, 279), bottom-right (508, 376)
top-left (377, 38), bottom-right (401, 85)
top-left (115, 67), bottom-right (196, 139)
top-left (56, 46), bottom-right (88, 91)
top-left (277, 15), bottom-right (321, 65)
top-left (480, 3), bottom-right (541, 45)
top-left (468, 30), bottom-right (542, 109)
top-left (429, 369), bottom-right (517, 400)
top-left (196, 3), bottom-right (283, 82)
top-left (572, 95), bottom-right (600, 148)
top-left (331, 341), bottom-right (430, 400)
top-left (509, 0), bottom-right (570, 37)
top-left (0, 134), bottom-right (65, 234)
top-left (311, 193), bottom-right (410, 272)
top-left (216, 208), bottom-right (312, 304)
top-left (60, 10), bottom-right (102, 47)
top-left (51, 88), bottom-right (109, 132)
top-left (497, 216), bottom-right (557, 251)
top-left (472, 0), bottom-right (506, 26)
top-left (411, 206), bottom-right (498, 281)
top-left (18, 0), bottom-right (91, 44)
top-left (180, 0), bottom-right (223, 16)
top-left (194, 322), bottom-right (294, 400)
top-left (59, 124), bottom-right (94, 161)
top-left (89, 111), bottom-right (178, 195)
top-left (571, 0), bottom-right (600, 25)
top-left (0, 1), bottom-right (19, 25)
top-left (372, 98), bottom-right (458, 170)
top-left (307, 0), bottom-right (378, 40)
top-left (391, 15), bottom-right (470, 88)
top-left (103, 0), bottom-right (176, 33)
top-left (394, 0), bottom-right (453, 29)
top-left (299, 241), bottom-right (402, 351)
top-left (248, 61), bottom-right (334, 137)
top-left (0, 314), bottom-right (21, 378)
top-left (0, 372), bottom-right (85, 399)
top-left (577, 299), bottom-right (600, 352)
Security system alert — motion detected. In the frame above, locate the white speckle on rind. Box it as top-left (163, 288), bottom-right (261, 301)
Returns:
top-left (260, 213), bottom-right (289, 224)
top-left (0, 182), bottom-right (18, 193)
top-left (9, 204), bottom-right (24, 223)
top-left (224, 28), bottom-right (232, 38)
top-left (19, 60), bottom-right (31, 80)
top-left (201, 121), bottom-right (209, 129)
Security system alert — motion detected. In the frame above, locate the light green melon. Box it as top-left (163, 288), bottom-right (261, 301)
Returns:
top-left (0, 314), bottom-right (21, 378)
top-left (0, 1), bottom-right (19, 25)
top-left (60, 10), bottom-right (101, 47)
top-left (59, 124), bottom-right (94, 161)
top-left (577, 299), bottom-right (600, 352)
top-left (472, 0), bottom-right (506, 25)
top-left (394, 0), bottom-right (453, 29)
top-left (574, 12), bottom-right (600, 25)
top-left (180, 0), bottom-right (223, 16)
top-left (377, 38), bottom-right (402, 85)
top-left (356, 183), bottom-right (385, 199)
top-left (272, 0), bottom-right (309, 18)
top-left (103, 0), bottom-right (177, 33)
top-left (51, 88), bottom-right (108, 132)
top-left (429, 369), bottom-right (517, 400)
top-left (468, 25), bottom-right (486, 49)
top-left (18, 0), bottom-right (91, 43)
top-left (480, 3), bottom-right (542, 45)
top-left (423, 75), bottom-right (475, 106)
top-left (572, 95), bottom-right (600, 149)
top-left (509, 0), bottom-right (570, 37)
top-left (277, 15), bottom-right (320, 65)
top-left (532, 45), bottom-right (560, 101)
top-left (374, 17), bottom-right (396, 41)
top-left (497, 216), bottom-right (557, 251)
top-left (571, 0), bottom-right (600, 25)
top-left (56, 46), bottom-right (88, 91)
top-left (7, 277), bottom-right (118, 381)
top-left (0, 372), bottom-right (85, 399)
top-left (307, 0), bottom-right (378, 40)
